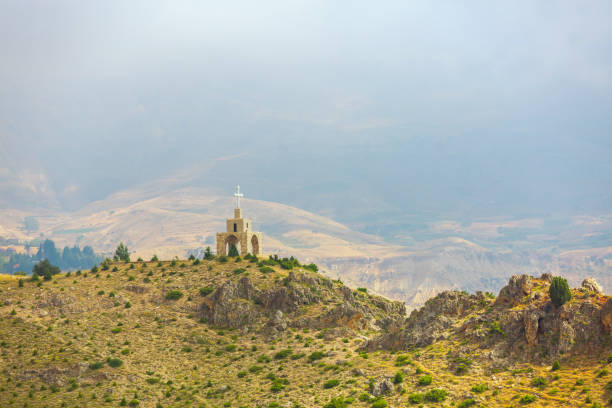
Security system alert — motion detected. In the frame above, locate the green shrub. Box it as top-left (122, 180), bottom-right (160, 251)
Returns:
top-left (393, 371), bottom-right (404, 384)
top-left (259, 266), bottom-right (274, 273)
top-left (308, 351), bottom-right (326, 362)
top-left (519, 394), bottom-right (536, 404)
top-left (199, 287), bottom-right (214, 296)
top-left (408, 393), bottom-right (424, 404)
top-left (270, 379), bottom-right (287, 393)
top-left (106, 358), bottom-right (123, 368)
top-left (323, 396), bottom-right (347, 408)
top-left (225, 344), bottom-right (237, 352)
top-left (146, 378), bottom-right (160, 384)
top-left (323, 379), bottom-right (340, 389)
top-left (417, 375), bottom-right (432, 386)
top-left (257, 355), bottom-right (271, 363)
top-left (358, 393), bottom-right (371, 402)
top-left (89, 361), bottom-right (104, 370)
top-left (304, 263), bottom-right (318, 272)
top-left (370, 398), bottom-right (387, 408)
top-left (166, 290), bottom-right (183, 300)
top-left (531, 376), bottom-right (547, 389)
top-left (471, 383), bottom-right (488, 393)
top-left (357, 288), bottom-right (368, 293)
top-left (274, 349), bottom-right (292, 359)
top-left (552, 360), bottom-right (561, 371)
top-left (549, 276), bottom-right (571, 307)
top-left (394, 354), bottom-right (411, 366)
top-left (458, 399), bottom-right (476, 408)
top-left (237, 371), bottom-right (247, 378)
top-left (233, 268), bottom-right (246, 275)
top-left (424, 389), bottom-right (447, 402)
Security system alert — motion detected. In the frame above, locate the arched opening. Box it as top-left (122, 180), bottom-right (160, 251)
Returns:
top-left (250, 235), bottom-right (259, 255)
top-left (225, 235), bottom-right (240, 256)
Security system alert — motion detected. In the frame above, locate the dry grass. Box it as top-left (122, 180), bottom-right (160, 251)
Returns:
top-left (0, 260), bottom-right (610, 407)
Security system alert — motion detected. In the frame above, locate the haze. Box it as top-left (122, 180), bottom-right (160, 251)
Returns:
top-left (1, 1), bottom-right (611, 233)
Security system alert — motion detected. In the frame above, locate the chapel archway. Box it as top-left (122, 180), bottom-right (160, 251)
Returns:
top-left (225, 235), bottom-right (240, 255)
top-left (251, 235), bottom-right (259, 255)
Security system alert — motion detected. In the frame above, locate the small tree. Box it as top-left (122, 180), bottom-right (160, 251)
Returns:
top-left (204, 246), bottom-right (214, 260)
top-left (114, 242), bottom-right (130, 262)
top-left (32, 259), bottom-right (60, 281)
top-left (549, 276), bottom-right (571, 307)
top-left (150, 254), bottom-right (159, 262)
top-left (228, 244), bottom-right (239, 257)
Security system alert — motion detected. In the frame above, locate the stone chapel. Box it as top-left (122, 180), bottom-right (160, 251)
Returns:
top-left (216, 185), bottom-right (262, 256)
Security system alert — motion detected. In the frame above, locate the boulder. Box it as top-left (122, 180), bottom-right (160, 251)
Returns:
top-left (581, 278), bottom-right (603, 294)
top-left (370, 377), bottom-right (394, 396)
top-left (264, 310), bottom-right (288, 336)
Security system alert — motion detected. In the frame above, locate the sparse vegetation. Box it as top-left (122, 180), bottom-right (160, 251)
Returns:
top-left (166, 290), bottom-right (183, 300)
top-left (0, 259), bottom-right (606, 408)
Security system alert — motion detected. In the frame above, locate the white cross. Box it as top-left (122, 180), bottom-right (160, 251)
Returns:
top-left (234, 184), bottom-right (244, 208)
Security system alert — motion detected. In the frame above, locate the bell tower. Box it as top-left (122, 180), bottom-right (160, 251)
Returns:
top-left (216, 185), bottom-right (262, 256)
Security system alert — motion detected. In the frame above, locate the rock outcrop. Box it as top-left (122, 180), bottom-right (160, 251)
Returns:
top-left (364, 290), bottom-right (483, 350)
top-left (494, 274), bottom-right (532, 306)
top-left (582, 278), bottom-right (603, 294)
top-left (370, 377), bottom-right (394, 396)
top-left (366, 274), bottom-right (611, 362)
top-left (199, 271), bottom-right (405, 333)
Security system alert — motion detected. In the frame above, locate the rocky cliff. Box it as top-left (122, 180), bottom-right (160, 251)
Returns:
top-left (366, 273), bottom-right (612, 365)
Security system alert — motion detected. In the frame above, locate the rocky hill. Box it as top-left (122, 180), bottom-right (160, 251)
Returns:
top-left (0, 257), bottom-right (611, 407)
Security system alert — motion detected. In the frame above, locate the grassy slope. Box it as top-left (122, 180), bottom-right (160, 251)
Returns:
top-left (0, 260), bottom-right (611, 408)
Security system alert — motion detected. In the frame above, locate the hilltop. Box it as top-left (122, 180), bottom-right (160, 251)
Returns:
top-left (1, 256), bottom-right (611, 407)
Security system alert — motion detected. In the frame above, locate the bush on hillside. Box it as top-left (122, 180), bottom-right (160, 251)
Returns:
top-left (33, 259), bottom-right (60, 281)
top-left (549, 276), bottom-right (571, 307)
top-left (114, 242), bottom-right (130, 262)
top-left (166, 290), bottom-right (183, 300)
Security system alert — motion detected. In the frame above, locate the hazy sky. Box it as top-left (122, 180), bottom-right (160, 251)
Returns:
top-left (1, 1), bottom-right (611, 220)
